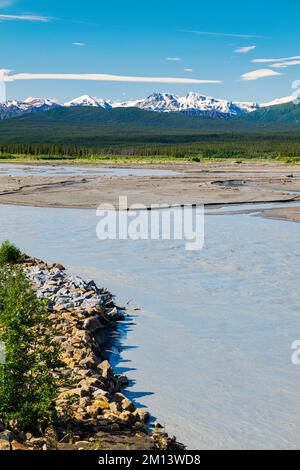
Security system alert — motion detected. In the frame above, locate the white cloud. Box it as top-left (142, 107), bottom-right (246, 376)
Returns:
top-left (0, 14), bottom-right (51, 22)
top-left (272, 60), bottom-right (300, 69)
top-left (165, 57), bottom-right (181, 61)
top-left (240, 68), bottom-right (281, 81)
top-left (184, 68), bottom-right (193, 72)
top-left (181, 29), bottom-right (265, 39)
top-left (0, 69), bottom-right (10, 78)
top-left (0, 69), bottom-right (222, 84)
top-left (234, 46), bottom-right (256, 54)
top-left (252, 54), bottom-right (300, 63)
top-left (72, 42), bottom-right (85, 47)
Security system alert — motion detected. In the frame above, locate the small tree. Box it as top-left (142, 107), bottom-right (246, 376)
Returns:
top-left (0, 240), bottom-right (24, 266)
top-left (0, 266), bottom-right (60, 431)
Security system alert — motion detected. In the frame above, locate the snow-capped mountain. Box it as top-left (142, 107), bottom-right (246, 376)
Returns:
top-left (0, 97), bottom-right (58, 119)
top-left (0, 92), bottom-right (295, 120)
top-left (64, 95), bottom-right (111, 109)
top-left (107, 99), bottom-right (141, 109)
top-left (130, 92), bottom-right (259, 117)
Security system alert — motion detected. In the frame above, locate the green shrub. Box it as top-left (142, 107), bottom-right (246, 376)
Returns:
top-left (0, 266), bottom-right (60, 431)
top-left (0, 240), bottom-right (24, 266)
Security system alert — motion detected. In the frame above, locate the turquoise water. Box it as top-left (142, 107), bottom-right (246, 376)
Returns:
top-left (0, 203), bottom-right (299, 449)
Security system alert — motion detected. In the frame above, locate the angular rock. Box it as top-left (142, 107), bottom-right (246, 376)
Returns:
top-left (0, 430), bottom-right (12, 442)
top-left (109, 402), bottom-right (121, 415)
top-left (121, 398), bottom-right (135, 412)
top-left (134, 408), bottom-right (150, 423)
top-left (83, 317), bottom-right (103, 334)
top-left (87, 400), bottom-right (110, 416)
top-left (98, 360), bottom-right (112, 379)
top-left (11, 440), bottom-right (29, 451)
top-left (119, 410), bottom-right (137, 425)
top-left (0, 439), bottom-right (10, 450)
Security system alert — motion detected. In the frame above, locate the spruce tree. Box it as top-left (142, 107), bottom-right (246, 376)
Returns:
top-left (0, 266), bottom-right (59, 431)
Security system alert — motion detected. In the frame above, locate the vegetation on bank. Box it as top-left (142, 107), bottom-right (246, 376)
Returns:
top-left (0, 241), bottom-right (59, 432)
top-left (0, 240), bottom-right (25, 265)
top-left (0, 104), bottom-right (299, 163)
top-left (0, 143), bottom-right (299, 164)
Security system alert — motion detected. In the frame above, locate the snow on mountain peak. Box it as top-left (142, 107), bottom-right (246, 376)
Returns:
top-left (64, 95), bottom-right (111, 109)
top-left (22, 97), bottom-right (58, 108)
top-left (0, 92), bottom-right (295, 121)
top-left (134, 91), bottom-right (259, 117)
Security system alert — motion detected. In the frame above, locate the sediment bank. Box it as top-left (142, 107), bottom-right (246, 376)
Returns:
top-left (0, 162), bottom-right (299, 218)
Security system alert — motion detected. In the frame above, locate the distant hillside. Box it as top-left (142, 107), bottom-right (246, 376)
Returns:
top-left (0, 106), bottom-right (242, 147)
top-left (0, 105), bottom-right (299, 157)
top-left (242, 100), bottom-right (300, 123)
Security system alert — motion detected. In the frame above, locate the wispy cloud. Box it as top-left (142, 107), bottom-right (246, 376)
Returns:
top-left (181, 29), bottom-right (265, 39)
top-left (0, 14), bottom-right (51, 22)
top-left (0, 69), bottom-right (10, 78)
top-left (184, 68), bottom-right (193, 72)
top-left (272, 60), bottom-right (300, 69)
top-left (165, 57), bottom-right (181, 61)
top-left (0, 69), bottom-right (222, 84)
top-left (234, 46), bottom-right (256, 54)
top-left (252, 54), bottom-right (300, 63)
top-left (240, 68), bottom-right (281, 81)
top-left (72, 42), bottom-right (85, 47)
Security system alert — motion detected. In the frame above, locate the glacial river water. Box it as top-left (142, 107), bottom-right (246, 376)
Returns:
top-left (0, 202), bottom-right (299, 449)
top-left (0, 163), bottom-right (180, 177)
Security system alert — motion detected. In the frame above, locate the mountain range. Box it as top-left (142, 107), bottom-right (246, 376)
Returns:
top-left (0, 92), bottom-right (295, 121)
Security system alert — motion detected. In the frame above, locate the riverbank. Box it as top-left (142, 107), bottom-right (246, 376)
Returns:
top-left (0, 161), bottom-right (300, 219)
top-left (0, 203), bottom-right (299, 449)
top-left (0, 256), bottom-right (183, 451)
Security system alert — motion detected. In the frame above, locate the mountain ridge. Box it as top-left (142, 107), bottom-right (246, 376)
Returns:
top-left (0, 91), bottom-right (279, 120)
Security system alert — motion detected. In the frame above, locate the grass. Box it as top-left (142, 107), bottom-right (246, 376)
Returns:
top-left (0, 153), bottom-right (299, 165)
top-left (0, 154), bottom-right (195, 164)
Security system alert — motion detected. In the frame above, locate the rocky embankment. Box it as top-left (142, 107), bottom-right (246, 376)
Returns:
top-left (0, 258), bottom-right (183, 451)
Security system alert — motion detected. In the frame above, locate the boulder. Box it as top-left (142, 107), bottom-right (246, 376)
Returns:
top-left (0, 439), bottom-right (10, 450)
top-left (80, 386), bottom-right (91, 398)
top-left (109, 402), bottom-right (121, 415)
top-left (50, 263), bottom-right (65, 270)
top-left (79, 377), bottom-right (104, 389)
top-left (118, 410), bottom-right (137, 425)
top-left (87, 400), bottom-right (110, 416)
top-left (121, 398), bottom-right (135, 412)
top-left (53, 305), bottom-right (66, 312)
top-left (0, 430), bottom-right (12, 442)
top-left (107, 307), bottom-right (125, 321)
top-left (11, 440), bottom-right (29, 451)
top-left (79, 354), bottom-right (99, 370)
top-left (112, 392), bottom-right (126, 402)
top-left (134, 408), bottom-right (150, 423)
top-left (98, 360), bottom-right (112, 379)
top-left (83, 317), bottom-right (103, 334)
top-left (27, 437), bottom-right (46, 448)
top-left (92, 389), bottom-right (109, 399)
top-left (79, 397), bottom-right (92, 408)
top-left (104, 300), bottom-right (115, 309)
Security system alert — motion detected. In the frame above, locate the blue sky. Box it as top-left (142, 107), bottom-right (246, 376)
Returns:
top-left (0, 0), bottom-right (300, 103)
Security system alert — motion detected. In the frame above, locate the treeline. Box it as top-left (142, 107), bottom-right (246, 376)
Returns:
top-left (0, 138), bottom-right (300, 160)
